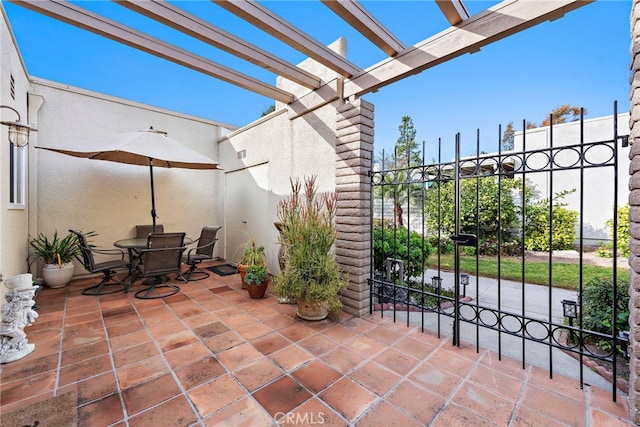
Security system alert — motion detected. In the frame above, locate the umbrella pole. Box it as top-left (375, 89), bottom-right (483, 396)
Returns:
top-left (149, 157), bottom-right (157, 232)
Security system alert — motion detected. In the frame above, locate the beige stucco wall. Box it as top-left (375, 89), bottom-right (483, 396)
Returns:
top-left (513, 113), bottom-right (631, 246)
top-left (218, 101), bottom-right (340, 275)
top-left (0, 5), bottom-right (32, 291)
top-left (218, 38), bottom-right (347, 275)
top-left (28, 79), bottom-right (235, 281)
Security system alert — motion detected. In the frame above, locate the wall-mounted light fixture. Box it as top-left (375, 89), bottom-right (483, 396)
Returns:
top-left (0, 105), bottom-right (37, 147)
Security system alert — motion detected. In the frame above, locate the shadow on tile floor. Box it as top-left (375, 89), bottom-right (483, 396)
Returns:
top-left (0, 261), bottom-right (634, 426)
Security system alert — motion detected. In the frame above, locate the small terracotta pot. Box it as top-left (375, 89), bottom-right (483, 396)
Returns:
top-left (247, 279), bottom-right (268, 299)
top-left (238, 264), bottom-right (248, 289)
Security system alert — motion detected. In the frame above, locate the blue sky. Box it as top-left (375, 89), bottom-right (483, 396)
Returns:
top-left (3, 1), bottom-right (632, 160)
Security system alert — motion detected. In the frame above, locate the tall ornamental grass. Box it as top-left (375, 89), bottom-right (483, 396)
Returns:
top-left (273, 176), bottom-right (348, 311)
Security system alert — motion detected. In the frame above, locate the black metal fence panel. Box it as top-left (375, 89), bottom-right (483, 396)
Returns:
top-left (369, 102), bottom-right (629, 401)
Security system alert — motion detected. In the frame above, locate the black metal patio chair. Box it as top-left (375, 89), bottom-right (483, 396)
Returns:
top-left (68, 229), bottom-right (129, 296)
top-left (135, 224), bottom-right (164, 238)
top-left (130, 232), bottom-right (186, 299)
top-left (183, 226), bottom-right (222, 281)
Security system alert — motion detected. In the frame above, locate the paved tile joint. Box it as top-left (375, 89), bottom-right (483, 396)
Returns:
top-left (0, 261), bottom-right (633, 426)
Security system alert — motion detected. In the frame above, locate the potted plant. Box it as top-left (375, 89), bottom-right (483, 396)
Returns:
top-left (29, 230), bottom-right (80, 288)
top-left (244, 264), bottom-right (269, 299)
top-left (238, 238), bottom-right (267, 289)
top-left (273, 176), bottom-right (348, 320)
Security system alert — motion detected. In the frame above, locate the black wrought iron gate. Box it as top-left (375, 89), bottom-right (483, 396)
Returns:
top-left (369, 103), bottom-right (629, 401)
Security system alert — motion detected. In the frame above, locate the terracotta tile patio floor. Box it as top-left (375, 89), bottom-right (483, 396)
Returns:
top-left (0, 261), bottom-right (634, 426)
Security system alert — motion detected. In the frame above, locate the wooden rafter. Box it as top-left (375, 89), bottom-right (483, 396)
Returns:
top-left (290, 0), bottom-right (593, 118)
top-left (9, 0), bottom-right (594, 120)
top-left (114, 0), bottom-right (321, 90)
top-left (344, 0), bottom-right (594, 99)
top-left (321, 0), bottom-right (405, 57)
top-left (436, 0), bottom-right (471, 25)
top-left (212, 0), bottom-right (361, 77)
top-left (9, 0), bottom-right (294, 103)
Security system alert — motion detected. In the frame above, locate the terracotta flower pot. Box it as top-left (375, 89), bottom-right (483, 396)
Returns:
top-left (247, 279), bottom-right (268, 299)
top-left (238, 263), bottom-right (248, 289)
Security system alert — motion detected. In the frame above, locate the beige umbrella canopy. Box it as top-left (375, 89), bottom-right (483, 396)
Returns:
top-left (37, 127), bottom-right (219, 230)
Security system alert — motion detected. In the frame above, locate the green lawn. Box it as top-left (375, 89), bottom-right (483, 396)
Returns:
top-left (426, 254), bottom-right (628, 290)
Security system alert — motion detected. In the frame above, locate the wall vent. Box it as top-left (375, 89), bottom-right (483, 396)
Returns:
top-left (10, 74), bottom-right (15, 100)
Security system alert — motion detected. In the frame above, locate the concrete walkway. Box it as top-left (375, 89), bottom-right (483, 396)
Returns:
top-left (387, 268), bottom-right (619, 391)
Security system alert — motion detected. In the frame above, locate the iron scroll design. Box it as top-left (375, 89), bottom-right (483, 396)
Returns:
top-left (369, 103), bottom-right (628, 402)
top-left (370, 276), bottom-right (615, 362)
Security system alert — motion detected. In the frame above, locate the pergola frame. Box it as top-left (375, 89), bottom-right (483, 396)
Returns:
top-left (9, 0), bottom-right (593, 117)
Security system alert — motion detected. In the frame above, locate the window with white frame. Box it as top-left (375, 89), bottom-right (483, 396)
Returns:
top-left (9, 143), bottom-right (26, 208)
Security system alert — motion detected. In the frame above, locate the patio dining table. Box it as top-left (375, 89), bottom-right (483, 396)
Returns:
top-left (114, 236), bottom-right (194, 274)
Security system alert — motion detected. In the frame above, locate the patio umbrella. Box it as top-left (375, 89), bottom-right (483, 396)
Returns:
top-left (37, 127), bottom-right (219, 230)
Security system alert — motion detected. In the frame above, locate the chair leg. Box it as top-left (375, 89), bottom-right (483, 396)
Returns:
top-left (82, 270), bottom-right (127, 296)
top-left (134, 277), bottom-right (180, 299)
top-left (184, 263), bottom-right (210, 281)
top-left (176, 271), bottom-right (188, 283)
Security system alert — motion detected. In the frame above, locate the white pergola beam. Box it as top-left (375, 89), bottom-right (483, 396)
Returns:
top-left (289, 0), bottom-right (592, 118)
top-left (343, 0), bottom-right (593, 99)
top-left (436, 0), bottom-right (471, 25)
top-left (212, 0), bottom-right (361, 77)
top-left (114, 0), bottom-right (321, 90)
top-left (321, 0), bottom-right (405, 57)
top-left (9, 0), bottom-right (294, 103)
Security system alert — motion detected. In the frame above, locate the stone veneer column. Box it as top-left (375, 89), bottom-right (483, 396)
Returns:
top-left (630, 0), bottom-right (640, 422)
top-left (334, 99), bottom-right (374, 317)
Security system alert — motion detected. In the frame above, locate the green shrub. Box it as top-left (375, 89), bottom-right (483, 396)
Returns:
top-left (580, 275), bottom-right (629, 351)
top-left (599, 204), bottom-right (630, 258)
top-left (427, 235), bottom-right (454, 255)
top-left (524, 191), bottom-right (578, 251)
top-left (424, 176), bottom-right (522, 256)
top-left (373, 220), bottom-right (432, 281)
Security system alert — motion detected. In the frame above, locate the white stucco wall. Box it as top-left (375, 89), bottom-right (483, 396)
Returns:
top-left (28, 79), bottom-right (235, 280)
top-left (0, 4), bottom-right (32, 290)
top-left (218, 101), bottom-right (340, 274)
top-left (2, 6), bottom-right (353, 285)
top-left (513, 113), bottom-right (630, 246)
top-left (218, 38), bottom-right (347, 274)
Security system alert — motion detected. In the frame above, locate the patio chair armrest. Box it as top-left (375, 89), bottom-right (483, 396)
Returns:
top-left (186, 239), bottom-right (217, 260)
top-left (92, 247), bottom-right (126, 260)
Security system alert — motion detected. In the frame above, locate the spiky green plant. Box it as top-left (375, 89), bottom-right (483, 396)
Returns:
top-left (273, 176), bottom-right (348, 311)
top-left (29, 230), bottom-right (80, 266)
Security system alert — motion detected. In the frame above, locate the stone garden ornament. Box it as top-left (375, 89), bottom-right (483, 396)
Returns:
top-left (0, 274), bottom-right (39, 363)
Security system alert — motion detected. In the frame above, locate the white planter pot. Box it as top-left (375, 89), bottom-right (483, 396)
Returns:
top-left (42, 262), bottom-right (74, 288)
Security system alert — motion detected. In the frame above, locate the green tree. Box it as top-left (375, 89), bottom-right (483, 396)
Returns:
top-left (395, 116), bottom-right (421, 168)
top-left (424, 177), bottom-right (579, 255)
top-left (502, 122), bottom-right (515, 151)
top-left (599, 204), bottom-right (630, 258)
top-left (374, 116), bottom-right (423, 227)
top-left (580, 275), bottom-right (629, 351)
top-left (373, 220), bottom-right (432, 281)
top-left (424, 176), bottom-right (522, 255)
top-left (260, 105), bottom-right (275, 117)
